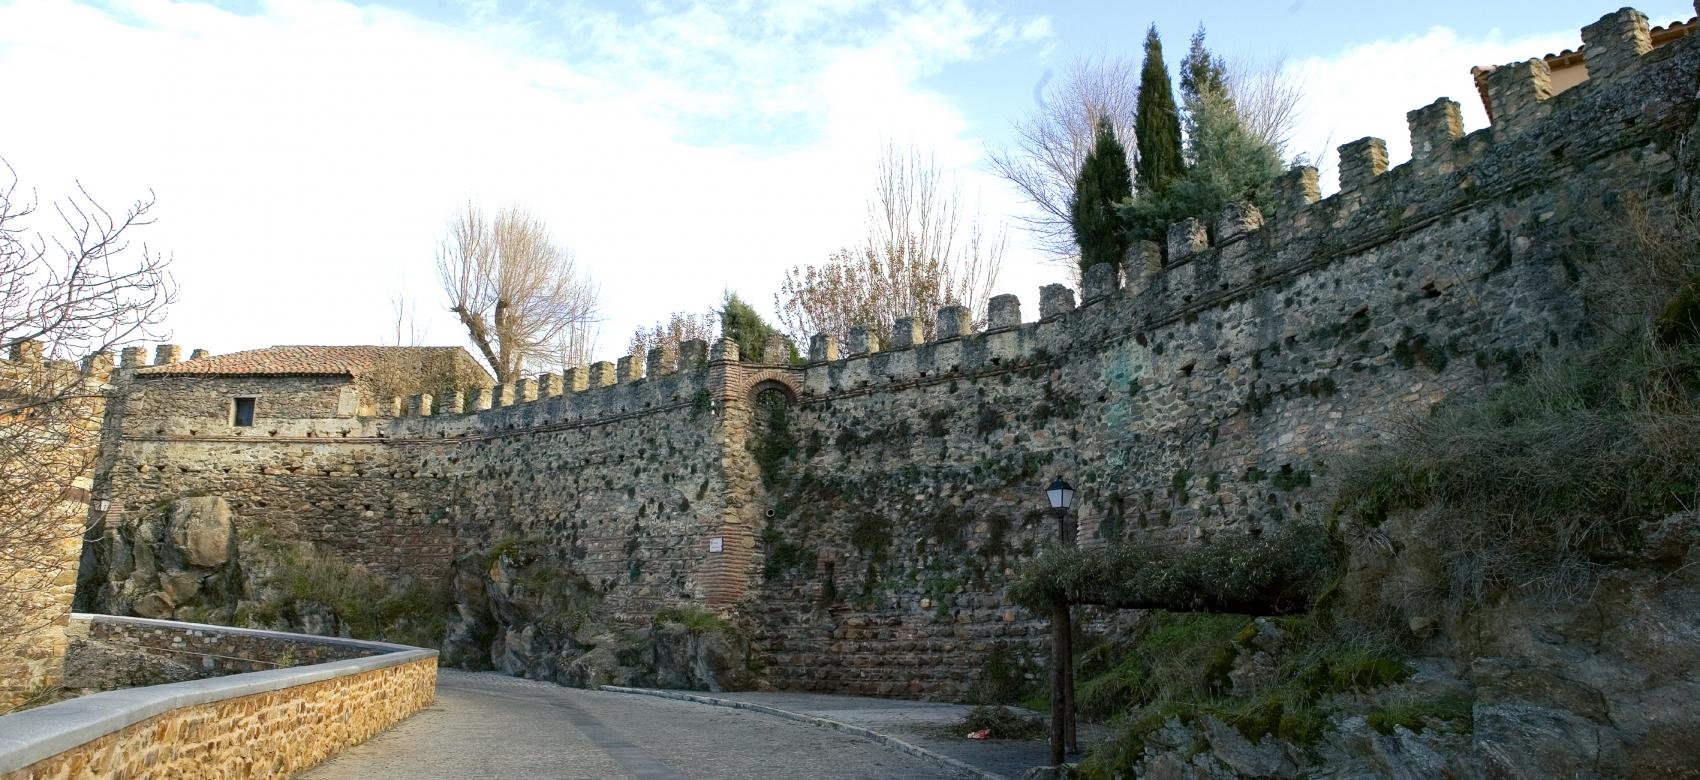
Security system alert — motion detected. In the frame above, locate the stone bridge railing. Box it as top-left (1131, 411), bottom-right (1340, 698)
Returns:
top-left (0, 614), bottom-right (436, 779)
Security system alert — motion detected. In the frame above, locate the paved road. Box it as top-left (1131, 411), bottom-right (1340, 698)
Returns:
top-left (300, 670), bottom-right (965, 780)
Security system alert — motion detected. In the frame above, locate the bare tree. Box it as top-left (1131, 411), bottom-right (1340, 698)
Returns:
top-left (777, 143), bottom-right (1004, 348)
top-left (628, 308), bottom-right (718, 362)
top-left (389, 293), bottom-right (422, 347)
top-left (1227, 55), bottom-right (1306, 159)
top-left (987, 54), bottom-right (1141, 262)
top-left (0, 159), bottom-right (173, 710)
top-left (436, 203), bottom-right (598, 383)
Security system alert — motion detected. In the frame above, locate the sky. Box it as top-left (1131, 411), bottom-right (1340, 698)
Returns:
top-left (1, 0), bottom-right (1694, 366)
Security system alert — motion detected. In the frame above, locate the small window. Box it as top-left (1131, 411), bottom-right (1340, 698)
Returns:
top-left (232, 397), bottom-right (256, 427)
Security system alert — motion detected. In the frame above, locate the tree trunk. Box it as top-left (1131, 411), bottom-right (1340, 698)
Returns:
top-left (1050, 596), bottom-right (1068, 767)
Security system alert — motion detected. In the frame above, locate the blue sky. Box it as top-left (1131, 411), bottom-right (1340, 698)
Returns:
top-left (0, 0), bottom-right (1693, 364)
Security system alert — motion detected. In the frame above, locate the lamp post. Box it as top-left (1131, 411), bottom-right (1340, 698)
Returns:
top-left (1045, 476), bottom-right (1078, 764)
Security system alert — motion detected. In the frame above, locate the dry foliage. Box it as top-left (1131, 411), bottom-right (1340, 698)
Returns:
top-left (358, 349), bottom-right (490, 413)
top-left (436, 203), bottom-right (598, 382)
top-left (0, 159), bottom-right (173, 704)
top-left (628, 308), bottom-right (718, 363)
top-left (988, 54), bottom-right (1141, 262)
top-left (776, 144), bottom-right (1004, 348)
top-left (1225, 55), bottom-right (1306, 158)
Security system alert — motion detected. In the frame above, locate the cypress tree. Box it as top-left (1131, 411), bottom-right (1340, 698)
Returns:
top-left (720, 292), bottom-right (796, 363)
top-left (1134, 25), bottom-right (1185, 196)
top-left (1070, 116), bottom-right (1134, 274)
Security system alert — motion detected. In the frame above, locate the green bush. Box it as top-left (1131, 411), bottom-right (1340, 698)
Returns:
top-left (1008, 523), bottom-right (1335, 615)
top-left (959, 705), bottom-right (1047, 740)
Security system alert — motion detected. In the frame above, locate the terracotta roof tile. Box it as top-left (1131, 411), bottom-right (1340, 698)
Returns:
top-left (135, 345), bottom-right (481, 378)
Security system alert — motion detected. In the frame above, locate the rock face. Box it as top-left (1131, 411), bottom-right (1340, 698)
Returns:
top-left (441, 550), bottom-right (754, 693)
top-left (78, 496), bottom-right (246, 624)
top-left (1331, 509), bottom-right (1700, 778)
top-left (167, 496), bottom-right (233, 568)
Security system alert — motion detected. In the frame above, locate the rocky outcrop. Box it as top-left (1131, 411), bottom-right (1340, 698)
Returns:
top-left (442, 546), bottom-right (756, 692)
top-left (77, 496), bottom-right (245, 622)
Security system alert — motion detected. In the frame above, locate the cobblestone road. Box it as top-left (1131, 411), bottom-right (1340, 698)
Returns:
top-left (299, 670), bottom-right (965, 779)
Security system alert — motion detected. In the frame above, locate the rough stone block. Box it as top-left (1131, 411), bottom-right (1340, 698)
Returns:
top-left (646, 346), bottom-right (677, 377)
top-left (892, 318), bottom-right (922, 348)
top-left (589, 361), bottom-right (617, 387)
top-left (444, 390), bottom-right (466, 414)
top-left (120, 346), bottom-right (148, 367)
top-left (987, 294), bottom-right (1022, 329)
top-left (1485, 58), bottom-right (1552, 136)
top-left (616, 355), bottom-right (643, 383)
top-left (563, 366), bottom-right (589, 392)
top-left (936, 306), bottom-right (971, 339)
top-left (1337, 137), bottom-right (1388, 192)
top-left (710, 338), bottom-right (739, 362)
top-left (388, 396), bottom-right (404, 416)
top-left (494, 383), bottom-right (517, 407)
top-left (1273, 166), bottom-right (1320, 215)
top-left (189, 348), bottom-right (209, 361)
top-left (1126, 241), bottom-right (1163, 278)
top-left (847, 326), bottom-right (879, 356)
top-left (472, 387), bottom-right (493, 410)
top-left (512, 378), bottom-right (536, 402)
top-left (1214, 202), bottom-right (1264, 242)
top-left (678, 339), bottom-right (708, 368)
top-left (154, 344), bottom-right (182, 365)
top-left (8, 340), bottom-right (42, 363)
top-left (538, 373), bottom-right (565, 397)
top-left (1407, 98), bottom-right (1464, 174)
top-left (408, 394), bottom-right (432, 416)
top-left (1166, 218), bottom-right (1210, 262)
top-left (809, 333), bottom-right (840, 362)
top-left (1082, 264), bottom-right (1120, 302)
top-left (81, 351), bottom-right (114, 375)
top-left (1039, 284), bottom-right (1076, 319)
top-left (1581, 8), bottom-right (1652, 83)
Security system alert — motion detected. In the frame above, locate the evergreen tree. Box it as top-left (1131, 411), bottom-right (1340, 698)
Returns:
top-left (1070, 116), bottom-right (1134, 274)
top-left (1134, 25), bottom-right (1185, 196)
top-left (1179, 25), bottom-right (1228, 113)
top-left (720, 292), bottom-right (797, 363)
top-left (1118, 86), bottom-right (1282, 244)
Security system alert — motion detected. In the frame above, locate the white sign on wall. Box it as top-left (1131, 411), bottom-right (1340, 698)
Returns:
top-left (709, 537), bottom-right (724, 553)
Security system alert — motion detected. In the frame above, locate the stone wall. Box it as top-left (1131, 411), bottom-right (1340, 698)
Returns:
top-left (0, 630), bottom-right (436, 780)
top-left (748, 9), bottom-right (1700, 699)
top-left (78, 614), bottom-right (376, 676)
top-left (0, 349), bottom-right (109, 712)
top-left (70, 7), bottom-right (1700, 701)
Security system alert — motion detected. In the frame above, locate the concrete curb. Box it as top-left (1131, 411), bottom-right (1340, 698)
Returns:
top-left (600, 685), bottom-right (1009, 780)
top-left (0, 617), bottom-right (436, 774)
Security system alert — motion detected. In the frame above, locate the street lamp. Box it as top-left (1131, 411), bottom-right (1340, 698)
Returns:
top-left (1044, 475), bottom-right (1078, 764)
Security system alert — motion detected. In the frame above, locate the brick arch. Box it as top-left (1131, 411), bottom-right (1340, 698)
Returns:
top-left (738, 370), bottom-right (802, 404)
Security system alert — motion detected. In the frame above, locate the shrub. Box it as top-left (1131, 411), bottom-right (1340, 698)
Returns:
top-left (1333, 331), bottom-right (1700, 607)
top-left (960, 705), bottom-right (1048, 740)
top-left (1008, 523), bottom-right (1334, 615)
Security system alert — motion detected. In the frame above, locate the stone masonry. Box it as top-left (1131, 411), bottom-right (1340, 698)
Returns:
top-left (65, 8), bottom-right (1700, 699)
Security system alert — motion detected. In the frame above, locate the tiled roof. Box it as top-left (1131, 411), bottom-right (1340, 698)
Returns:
top-left (1472, 16), bottom-right (1696, 118)
top-left (135, 345), bottom-right (480, 378)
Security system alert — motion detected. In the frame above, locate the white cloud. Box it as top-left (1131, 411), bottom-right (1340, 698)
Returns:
top-left (0, 0), bottom-right (1053, 364)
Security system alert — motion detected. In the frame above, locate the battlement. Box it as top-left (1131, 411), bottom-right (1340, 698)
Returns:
top-left (789, 7), bottom-right (1695, 399)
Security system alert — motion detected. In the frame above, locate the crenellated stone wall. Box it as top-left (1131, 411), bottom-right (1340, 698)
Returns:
top-left (66, 7), bottom-right (1700, 700)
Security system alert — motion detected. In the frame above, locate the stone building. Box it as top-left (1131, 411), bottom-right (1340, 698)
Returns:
top-left (57, 6), bottom-right (1700, 709)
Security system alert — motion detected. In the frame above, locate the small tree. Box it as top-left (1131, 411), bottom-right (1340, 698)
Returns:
top-left (0, 160), bottom-right (174, 710)
top-left (1070, 117), bottom-right (1134, 274)
top-left (1134, 25), bottom-right (1186, 197)
top-left (628, 308), bottom-right (718, 362)
top-left (987, 54), bottom-right (1142, 262)
top-left (722, 293), bottom-right (794, 363)
top-left (435, 203), bottom-right (598, 383)
top-left (776, 143), bottom-right (1002, 347)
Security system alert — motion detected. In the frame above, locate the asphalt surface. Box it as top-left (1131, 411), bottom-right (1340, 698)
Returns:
top-left (298, 670), bottom-right (966, 779)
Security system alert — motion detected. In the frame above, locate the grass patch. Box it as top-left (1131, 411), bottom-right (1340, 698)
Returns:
top-left (1333, 331), bottom-right (1700, 607)
top-left (655, 605), bottom-right (730, 634)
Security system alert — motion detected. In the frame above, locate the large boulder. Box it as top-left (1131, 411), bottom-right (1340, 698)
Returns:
top-left (167, 496), bottom-right (234, 568)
